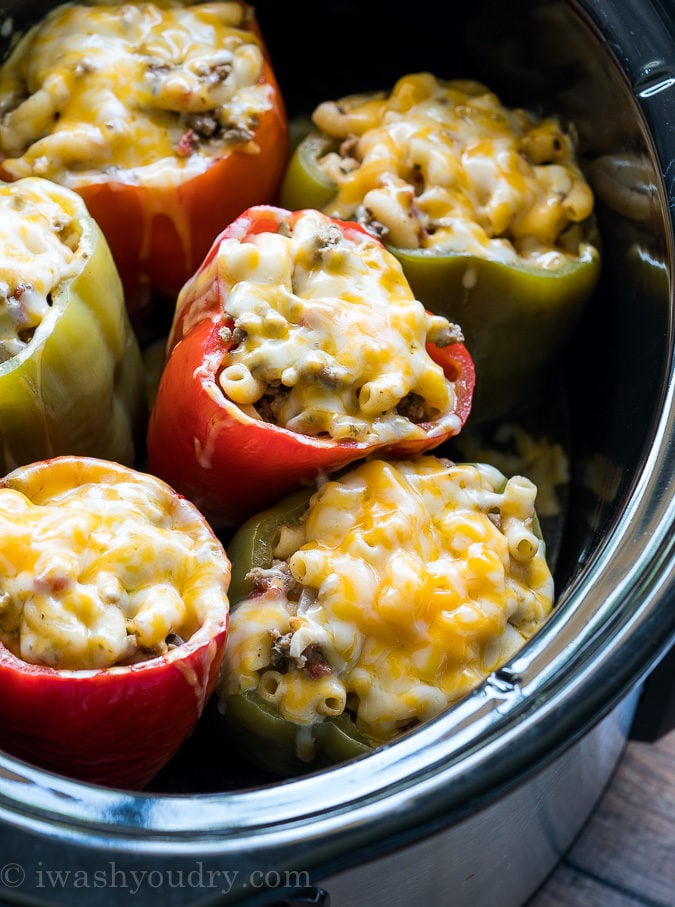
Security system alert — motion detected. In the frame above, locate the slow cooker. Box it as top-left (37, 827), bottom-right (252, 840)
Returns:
top-left (0, 0), bottom-right (674, 905)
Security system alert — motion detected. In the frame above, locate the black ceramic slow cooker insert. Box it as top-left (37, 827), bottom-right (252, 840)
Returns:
top-left (0, 1), bottom-right (673, 905)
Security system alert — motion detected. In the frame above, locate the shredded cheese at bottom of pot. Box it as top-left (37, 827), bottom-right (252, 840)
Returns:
top-left (222, 456), bottom-right (554, 758)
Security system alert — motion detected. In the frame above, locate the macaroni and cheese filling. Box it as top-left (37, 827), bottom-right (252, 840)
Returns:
top-left (0, 475), bottom-right (229, 670)
top-left (0, 178), bottom-right (84, 363)
top-left (311, 73), bottom-right (596, 268)
top-left (214, 209), bottom-right (464, 443)
top-left (0, 1), bottom-right (273, 186)
top-left (222, 457), bottom-right (554, 758)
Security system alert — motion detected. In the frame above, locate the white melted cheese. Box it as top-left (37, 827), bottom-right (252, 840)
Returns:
top-left (0, 473), bottom-right (229, 670)
top-left (0, 177), bottom-right (85, 362)
top-left (311, 73), bottom-right (597, 268)
top-left (214, 208), bottom-right (462, 443)
top-left (222, 456), bottom-right (554, 758)
top-left (0, 1), bottom-right (272, 187)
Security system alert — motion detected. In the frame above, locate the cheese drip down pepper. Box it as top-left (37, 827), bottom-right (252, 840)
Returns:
top-left (0, 176), bottom-right (145, 472)
top-left (0, 0), bottom-right (289, 311)
top-left (0, 456), bottom-right (231, 790)
top-left (280, 73), bottom-right (601, 422)
top-left (217, 456), bottom-right (554, 775)
top-left (147, 205), bottom-right (475, 527)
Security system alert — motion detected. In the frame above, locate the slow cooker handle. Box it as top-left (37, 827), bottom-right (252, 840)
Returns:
top-left (630, 644), bottom-right (675, 742)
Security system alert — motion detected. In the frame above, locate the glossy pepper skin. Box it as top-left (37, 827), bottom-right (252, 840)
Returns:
top-left (217, 485), bottom-right (372, 776)
top-left (146, 205), bottom-right (476, 528)
top-left (0, 456), bottom-right (231, 790)
top-left (0, 179), bottom-right (145, 474)
top-left (281, 131), bottom-right (601, 423)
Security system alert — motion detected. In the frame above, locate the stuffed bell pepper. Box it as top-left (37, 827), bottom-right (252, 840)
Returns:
top-left (147, 205), bottom-right (475, 527)
top-left (0, 456), bottom-right (231, 790)
top-left (0, 176), bottom-right (145, 473)
top-left (280, 73), bottom-right (601, 422)
top-left (0, 0), bottom-right (289, 319)
top-left (215, 455), bottom-right (554, 775)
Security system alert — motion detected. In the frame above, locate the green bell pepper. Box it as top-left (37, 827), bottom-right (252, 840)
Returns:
top-left (391, 243), bottom-right (600, 423)
top-left (279, 75), bottom-right (602, 423)
top-left (219, 690), bottom-right (372, 778)
top-left (226, 485), bottom-right (315, 607)
top-left (217, 455), bottom-right (554, 776)
top-left (0, 177), bottom-right (146, 471)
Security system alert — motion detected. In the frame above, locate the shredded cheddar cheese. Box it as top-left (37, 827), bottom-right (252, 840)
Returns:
top-left (222, 456), bottom-right (554, 759)
top-left (0, 1), bottom-right (273, 187)
top-left (211, 208), bottom-right (464, 443)
top-left (0, 470), bottom-right (229, 670)
top-left (311, 72), bottom-right (596, 268)
top-left (0, 177), bottom-right (85, 362)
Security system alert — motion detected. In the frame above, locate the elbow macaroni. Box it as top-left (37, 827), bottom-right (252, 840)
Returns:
top-left (0, 1), bottom-right (273, 187)
top-left (222, 456), bottom-right (554, 758)
top-left (213, 208), bottom-right (463, 444)
top-left (311, 72), bottom-right (596, 268)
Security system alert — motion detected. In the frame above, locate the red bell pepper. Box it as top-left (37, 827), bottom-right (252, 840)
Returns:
top-left (147, 205), bottom-right (475, 527)
top-left (0, 456), bottom-right (231, 790)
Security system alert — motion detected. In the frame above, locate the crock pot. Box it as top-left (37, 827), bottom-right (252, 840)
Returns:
top-left (0, 1), bottom-right (674, 905)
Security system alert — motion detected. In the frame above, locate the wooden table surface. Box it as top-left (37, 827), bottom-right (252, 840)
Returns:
top-left (526, 728), bottom-right (675, 906)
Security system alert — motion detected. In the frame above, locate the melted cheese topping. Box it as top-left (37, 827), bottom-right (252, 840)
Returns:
top-left (311, 73), bottom-right (596, 268)
top-left (0, 473), bottom-right (229, 670)
top-left (0, 1), bottom-right (272, 187)
top-left (222, 457), bottom-right (554, 759)
top-left (213, 208), bottom-right (463, 443)
top-left (0, 177), bottom-right (86, 363)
